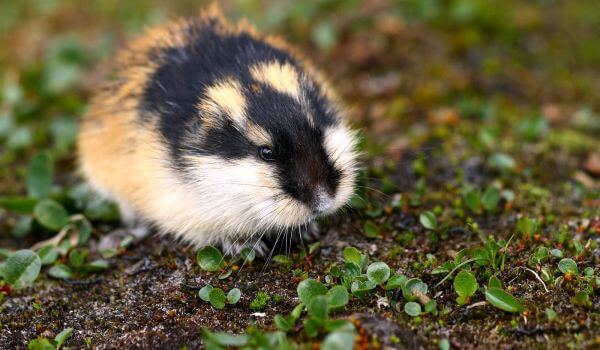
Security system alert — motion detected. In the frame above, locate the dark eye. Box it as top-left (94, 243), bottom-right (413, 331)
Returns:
top-left (259, 146), bottom-right (275, 161)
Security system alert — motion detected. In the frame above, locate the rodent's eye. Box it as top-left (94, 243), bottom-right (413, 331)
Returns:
top-left (259, 146), bottom-right (275, 161)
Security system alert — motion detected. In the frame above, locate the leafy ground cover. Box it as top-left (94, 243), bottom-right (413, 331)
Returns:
top-left (0, 1), bottom-right (599, 349)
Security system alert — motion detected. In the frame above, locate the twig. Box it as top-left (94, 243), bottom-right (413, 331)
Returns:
top-left (523, 267), bottom-right (549, 293)
top-left (466, 301), bottom-right (487, 309)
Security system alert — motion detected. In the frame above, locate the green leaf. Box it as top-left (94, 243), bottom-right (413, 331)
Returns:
top-left (291, 303), bottom-right (304, 319)
top-left (324, 319), bottom-right (355, 333)
top-left (83, 260), bottom-right (108, 272)
top-left (201, 328), bottom-right (249, 347)
top-left (0, 196), bottom-right (37, 213)
top-left (37, 245), bottom-right (58, 265)
top-left (307, 295), bottom-right (329, 322)
top-left (545, 308), bottom-right (557, 322)
top-left (326, 285), bottom-right (349, 310)
top-left (72, 216), bottom-right (92, 245)
top-left (68, 250), bottom-right (86, 268)
top-left (419, 211), bottom-right (437, 230)
top-left (227, 288), bottom-right (241, 304)
top-left (54, 327), bottom-right (73, 348)
top-left (343, 262), bottom-right (362, 278)
top-left (485, 287), bottom-right (524, 313)
top-left (453, 270), bottom-right (478, 297)
top-left (239, 248), bottom-right (255, 263)
top-left (217, 268), bottom-right (232, 280)
top-left (402, 278), bottom-right (428, 302)
top-left (404, 301), bottom-right (422, 317)
top-left (366, 261), bottom-right (391, 284)
top-left (363, 220), bottom-right (379, 238)
top-left (550, 249), bottom-right (563, 258)
top-left (199, 285), bottom-right (213, 302)
top-left (27, 152), bottom-right (53, 199)
top-left (274, 314), bottom-right (293, 332)
top-left (48, 264), bottom-right (73, 279)
top-left (27, 338), bottom-right (55, 350)
top-left (208, 287), bottom-right (226, 309)
top-left (350, 279), bottom-right (376, 296)
top-left (481, 186), bottom-right (500, 211)
top-left (342, 247), bottom-right (362, 266)
top-left (439, 338), bottom-right (450, 350)
top-left (385, 274), bottom-right (407, 290)
top-left (196, 246), bottom-right (224, 272)
top-left (488, 153), bottom-right (516, 172)
top-left (462, 187), bottom-right (481, 213)
top-left (558, 258), bottom-right (578, 275)
top-left (34, 199), bottom-right (69, 231)
top-left (297, 278), bottom-right (327, 305)
top-left (516, 217), bottom-right (538, 238)
top-left (424, 299), bottom-right (437, 314)
top-left (3, 250), bottom-right (41, 289)
top-left (488, 275), bottom-right (502, 289)
top-left (321, 331), bottom-right (355, 350)
top-left (12, 215), bottom-right (33, 238)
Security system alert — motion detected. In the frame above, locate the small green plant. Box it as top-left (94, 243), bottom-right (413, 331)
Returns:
top-left (453, 270), bottom-right (478, 305)
top-left (199, 284), bottom-right (241, 309)
top-left (47, 249), bottom-right (108, 280)
top-left (28, 327), bottom-right (73, 350)
top-left (196, 246), bottom-right (257, 279)
top-left (419, 211), bottom-right (437, 230)
top-left (250, 291), bottom-right (271, 311)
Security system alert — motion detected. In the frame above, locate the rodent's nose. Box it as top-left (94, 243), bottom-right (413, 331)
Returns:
top-left (312, 186), bottom-right (335, 214)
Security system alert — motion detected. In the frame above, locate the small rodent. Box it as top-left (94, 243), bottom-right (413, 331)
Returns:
top-left (77, 6), bottom-right (359, 255)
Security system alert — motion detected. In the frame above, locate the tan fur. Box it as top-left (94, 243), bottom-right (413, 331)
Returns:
top-left (199, 78), bottom-right (247, 127)
top-left (250, 61), bottom-right (301, 99)
top-left (246, 123), bottom-right (272, 146)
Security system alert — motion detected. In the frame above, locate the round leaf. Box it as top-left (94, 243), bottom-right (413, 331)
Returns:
top-left (419, 211), bottom-right (437, 230)
top-left (227, 288), bottom-right (241, 304)
top-left (481, 186), bottom-right (500, 211)
top-left (485, 287), bottom-right (524, 313)
top-left (404, 302), bottom-right (422, 317)
top-left (558, 258), bottom-right (578, 275)
top-left (453, 270), bottom-right (478, 297)
top-left (307, 295), bottom-right (329, 322)
top-left (385, 274), bottom-right (407, 290)
top-left (321, 331), bottom-right (355, 350)
top-left (3, 250), bottom-right (41, 289)
top-left (402, 278), bottom-right (428, 302)
top-left (326, 285), bottom-right (349, 309)
top-left (199, 285), bottom-right (213, 302)
top-left (209, 287), bottom-right (226, 309)
top-left (342, 247), bottom-right (361, 266)
top-left (196, 246), bottom-right (224, 272)
top-left (297, 278), bottom-right (327, 305)
top-left (34, 199), bottom-right (69, 231)
top-left (366, 261), bottom-right (391, 284)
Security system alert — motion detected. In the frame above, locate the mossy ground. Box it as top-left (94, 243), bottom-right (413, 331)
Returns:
top-left (0, 1), bottom-right (599, 349)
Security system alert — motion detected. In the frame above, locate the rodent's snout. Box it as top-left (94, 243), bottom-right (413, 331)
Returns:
top-left (312, 186), bottom-right (335, 214)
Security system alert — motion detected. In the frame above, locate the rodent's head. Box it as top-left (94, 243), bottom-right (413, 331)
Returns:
top-left (140, 22), bottom-right (359, 239)
top-left (175, 61), bottom-right (358, 234)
